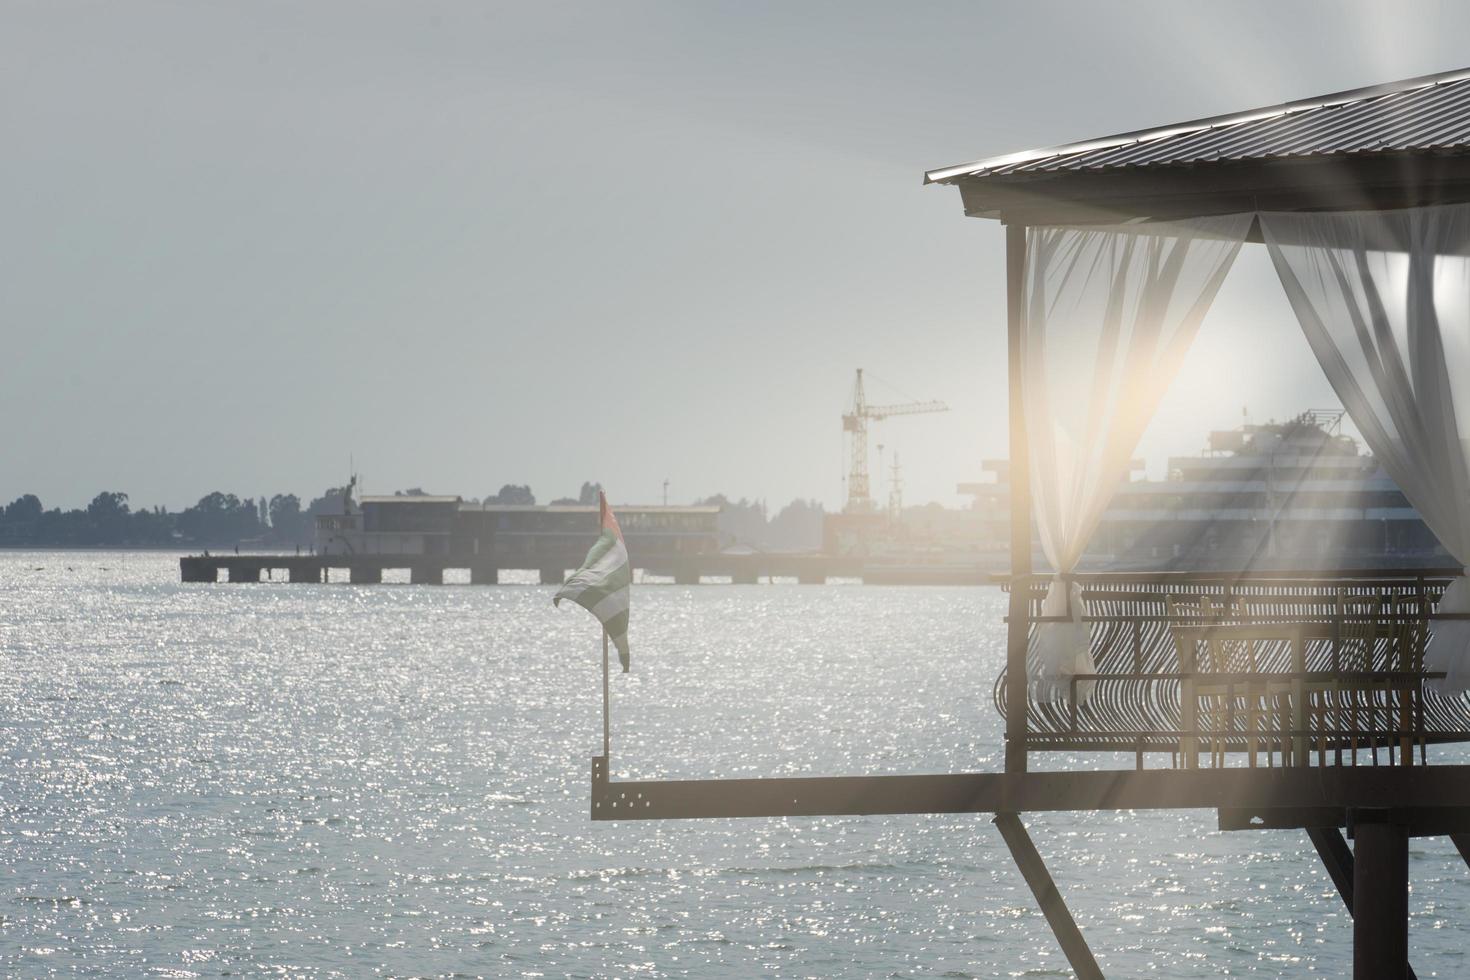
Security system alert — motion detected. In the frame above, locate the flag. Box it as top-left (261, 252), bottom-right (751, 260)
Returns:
top-left (553, 490), bottom-right (631, 671)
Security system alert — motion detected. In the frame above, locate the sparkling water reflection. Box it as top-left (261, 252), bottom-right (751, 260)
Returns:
top-left (2, 552), bottom-right (1469, 976)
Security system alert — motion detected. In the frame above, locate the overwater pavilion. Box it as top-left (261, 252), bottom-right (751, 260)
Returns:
top-left (593, 67), bottom-right (1470, 978)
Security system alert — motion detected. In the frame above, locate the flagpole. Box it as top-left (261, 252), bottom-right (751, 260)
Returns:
top-left (602, 627), bottom-right (611, 761)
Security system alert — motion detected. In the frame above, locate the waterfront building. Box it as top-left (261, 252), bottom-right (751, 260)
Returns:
top-left (315, 496), bottom-right (722, 566)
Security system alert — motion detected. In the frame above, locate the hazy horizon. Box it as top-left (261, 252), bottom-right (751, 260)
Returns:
top-left (5, 1), bottom-right (1466, 512)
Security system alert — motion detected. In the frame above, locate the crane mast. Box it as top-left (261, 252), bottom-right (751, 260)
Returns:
top-left (842, 368), bottom-right (947, 513)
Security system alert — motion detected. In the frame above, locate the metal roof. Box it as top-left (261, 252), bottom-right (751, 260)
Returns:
top-left (926, 66), bottom-right (1470, 184)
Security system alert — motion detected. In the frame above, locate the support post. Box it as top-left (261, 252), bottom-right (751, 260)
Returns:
top-left (350, 564), bottom-right (382, 584)
top-left (179, 558), bottom-right (215, 583)
top-left (411, 563), bottom-right (444, 585)
top-left (1352, 811), bottom-right (1409, 980)
top-left (602, 629), bottom-right (611, 761)
top-left (1308, 826), bottom-right (1418, 980)
top-left (1004, 220), bottom-right (1031, 774)
top-left (1308, 827), bottom-right (1355, 909)
top-left (993, 813), bottom-right (1102, 980)
top-left (288, 563), bottom-right (321, 584)
top-left (1451, 832), bottom-right (1470, 870)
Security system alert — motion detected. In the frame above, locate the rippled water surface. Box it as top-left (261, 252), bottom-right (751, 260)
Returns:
top-left (3, 551), bottom-right (1470, 977)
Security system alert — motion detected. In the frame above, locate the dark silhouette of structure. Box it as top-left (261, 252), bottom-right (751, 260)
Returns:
top-left (591, 67), bottom-right (1470, 979)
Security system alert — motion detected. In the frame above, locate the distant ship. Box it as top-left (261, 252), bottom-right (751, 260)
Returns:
top-left (838, 411), bottom-right (1447, 581)
top-left (1089, 410), bottom-right (1444, 571)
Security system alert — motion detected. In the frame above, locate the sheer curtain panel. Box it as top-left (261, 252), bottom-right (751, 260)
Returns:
top-left (1261, 204), bottom-right (1470, 692)
top-left (1022, 215), bottom-right (1252, 702)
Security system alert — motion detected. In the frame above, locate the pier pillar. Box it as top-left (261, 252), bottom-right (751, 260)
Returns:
top-left (539, 568), bottom-right (565, 585)
top-left (1352, 810), bottom-right (1409, 980)
top-left (350, 565), bottom-right (382, 585)
top-left (470, 564), bottom-right (500, 585)
top-left (180, 559), bottom-right (215, 583)
top-left (289, 564), bottom-right (321, 584)
top-left (227, 564), bottom-right (261, 583)
top-left (411, 564), bottom-right (444, 585)
top-left (797, 571), bottom-right (826, 585)
top-left (674, 565), bottom-right (700, 585)
top-left (731, 564), bottom-right (758, 585)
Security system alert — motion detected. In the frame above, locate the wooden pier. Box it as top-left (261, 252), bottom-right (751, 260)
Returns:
top-left (180, 553), bottom-right (868, 586)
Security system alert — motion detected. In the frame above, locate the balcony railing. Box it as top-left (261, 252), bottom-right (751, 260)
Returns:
top-left (995, 569), bottom-right (1470, 768)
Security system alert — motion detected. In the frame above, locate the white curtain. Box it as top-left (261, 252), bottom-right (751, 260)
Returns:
top-left (1024, 214), bottom-right (1253, 702)
top-left (1261, 204), bottom-right (1470, 692)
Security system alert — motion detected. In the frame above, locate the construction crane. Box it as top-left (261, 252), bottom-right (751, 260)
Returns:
top-left (842, 368), bottom-right (947, 513)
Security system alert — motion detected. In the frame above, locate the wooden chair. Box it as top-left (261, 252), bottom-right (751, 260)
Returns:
top-left (1315, 593), bottom-right (1425, 767)
top-left (1169, 593), bottom-right (1257, 767)
top-left (1386, 595), bottom-right (1428, 766)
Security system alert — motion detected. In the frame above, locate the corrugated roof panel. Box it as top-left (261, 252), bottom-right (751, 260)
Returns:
top-left (927, 68), bottom-right (1470, 183)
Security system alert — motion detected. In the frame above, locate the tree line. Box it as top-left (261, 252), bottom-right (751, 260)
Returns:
top-left (0, 488), bottom-right (347, 548)
top-left (0, 482), bottom-right (829, 551)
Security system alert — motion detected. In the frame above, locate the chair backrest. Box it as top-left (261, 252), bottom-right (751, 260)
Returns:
top-left (1388, 595), bottom-right (1426, 672)
top-left (1336, 593), bottom-right (1378, 671)
top-left (1166, 594), bottom-right (1205, 620)
top-left (1167, 593), bottom-right (1251, 673)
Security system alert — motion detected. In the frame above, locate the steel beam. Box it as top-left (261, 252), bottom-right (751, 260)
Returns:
top-left (1223, 806), bottom-right (1470, 837)
top-left (994, 813), bottom-right (1103, 980)
top-left (1308, 827), bottom-right (1356, 908)
top-left (591, 764), bottom-right (1470, 821)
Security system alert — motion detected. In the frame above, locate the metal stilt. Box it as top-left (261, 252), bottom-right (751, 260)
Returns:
top-left (993, 812), bottom-right (1103, 980)
top-left (1352, 813), bottom-right (1409, 980)
top-left (1307, 827), bottom-right (1416, 980)
top-left (1448, 832), bottom-right (1470, 869)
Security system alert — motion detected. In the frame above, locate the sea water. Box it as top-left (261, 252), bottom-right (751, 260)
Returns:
top-left (2, 551), bottom-right (1468, 977)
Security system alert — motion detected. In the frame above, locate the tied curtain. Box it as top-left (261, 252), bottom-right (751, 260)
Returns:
top-left (1260, 204), bottom-right (1470, 693)
top-left (1023, 215), bottom-right (1252, 702)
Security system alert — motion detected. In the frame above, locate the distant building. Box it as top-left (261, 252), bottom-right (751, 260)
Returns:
top-left (315, 495), bottom-right (722, 567)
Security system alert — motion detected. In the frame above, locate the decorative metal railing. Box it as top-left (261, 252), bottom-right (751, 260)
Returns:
top-left (994, 569), bottom-right (1470, 767)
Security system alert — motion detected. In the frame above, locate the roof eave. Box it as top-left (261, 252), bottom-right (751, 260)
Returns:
top-left (947, 150), bottom-right (1470, 225)
top-left (924, 64), bottom-right (1470, 186)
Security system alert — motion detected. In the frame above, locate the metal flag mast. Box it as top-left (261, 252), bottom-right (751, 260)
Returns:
top-left (602, 628), bottom-right (611, 762)
top-left (553, 489), bottom-right (632, 793)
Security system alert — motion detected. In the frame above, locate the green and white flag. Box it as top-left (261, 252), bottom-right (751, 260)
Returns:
top-left (553, 490), bottom-right (631, 671)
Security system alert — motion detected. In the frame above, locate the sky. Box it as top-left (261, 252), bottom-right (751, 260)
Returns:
top-left (3, 0), bottom-right (1468, 512)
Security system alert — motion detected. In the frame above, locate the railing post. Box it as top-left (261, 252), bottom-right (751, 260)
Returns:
top-left (1178, 629), bottom-right (1199, 769)
top-left (1004, 220), bottom-right (1031, 775)
top-left (1292, 625), bottom-right (1308, 766)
